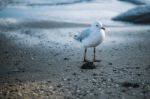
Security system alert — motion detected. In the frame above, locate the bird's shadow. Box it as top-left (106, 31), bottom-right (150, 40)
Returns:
top-left (81, 62), bottom-right (96, 69)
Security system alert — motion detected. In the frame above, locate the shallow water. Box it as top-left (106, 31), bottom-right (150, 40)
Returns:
top-left (0, 0), bottom-right (138, 46)
top-left (0, 0), bottom-right (135, 25)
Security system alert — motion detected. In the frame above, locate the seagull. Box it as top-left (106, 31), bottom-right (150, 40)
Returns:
top-left (74, 21), bottom-right (106, 62)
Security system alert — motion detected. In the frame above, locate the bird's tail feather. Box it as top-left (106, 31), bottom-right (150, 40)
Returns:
top-left (69, 32), bottom-right (74, 37)
top-left (69, 32), bottom-right (81, 42)
top-left (68, 32), bottom-right (82, 48)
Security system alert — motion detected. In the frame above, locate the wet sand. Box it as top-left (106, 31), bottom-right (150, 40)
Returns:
top-left (0, 23), bottom-right (150, 99)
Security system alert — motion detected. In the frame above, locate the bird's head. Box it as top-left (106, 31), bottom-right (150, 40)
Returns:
top-left (92, 21), bottom-right (105, 31)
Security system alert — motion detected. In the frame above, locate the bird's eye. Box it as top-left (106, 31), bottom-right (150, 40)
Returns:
top-left (96, 25), bottom-right (99, 27)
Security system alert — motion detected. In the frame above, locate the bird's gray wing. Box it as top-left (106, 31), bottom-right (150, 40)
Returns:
top-left (74, 29), bottom-right (91, 42)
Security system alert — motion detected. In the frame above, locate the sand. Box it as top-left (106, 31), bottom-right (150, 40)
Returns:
top-left (0, 23), bottom-right (150, 99)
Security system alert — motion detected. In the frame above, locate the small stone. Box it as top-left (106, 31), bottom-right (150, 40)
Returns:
top-left (135, 67), bottom-right (140, 69)
top-left (90, 89), bottom-right (94, 92)
top-left (72, 72), bottom-right (77, 76)
top-left (98, 88), bottom-right (101, 90)
top-left (12, 68), bottom-right (20, 72)
top-left (31, 57), bottom-right (34, 60)
top-left (57, 84), bottom-right (62, 88)
top-left (92, 73), bottom-right (97, 76)
top-left (48, 63), bottom-right (51, 65)
top-left (64, 58), bottom-right (69, 60)
top-left (107, 86), bottom-right (111, 88)
top-left (100, 90), bottom-right (104, 94)
top-left (49, 86), bottom-right (53, 89)
top-left (65, 69), bottom-right (69, 72)
top-left (67, 78), bottom-right (71, 81)
top-left (94, 93), bottom-right (98, 96)
top-left (121, 89), bottom-right (126, 92)
top-left (77, 89), bottom-right (80, 93)
top-left (63, 78), bottom-right (67, 81)
top-left (32, 92), bottom-right (38, 96)
top-left (137, 74), bottom-right (141, 76)
top-left (4, 51), bottom-right (9, 54)
top-left (108, 63), bottom-right (113, 65)
top-left (92, 79), bottom-right (96, 82)
top-left (115, 84), bottom-right (119, 87)
top-left (18, 92), bottom-right (22, 96)
top-left (121, 82), bottom-right (140, 88)
top-left (47, 80), bottom-right (51, 83)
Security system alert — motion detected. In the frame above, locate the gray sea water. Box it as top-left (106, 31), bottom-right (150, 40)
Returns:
top-left (0, 0), bottom-right (93, 6)
top-left (0, 0), bottom-right (135, 26)
top-left (0, 0), bottom-right (136, 47)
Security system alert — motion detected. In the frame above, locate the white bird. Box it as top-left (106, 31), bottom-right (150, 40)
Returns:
top-left (74, 21), bottom-right (106, 62)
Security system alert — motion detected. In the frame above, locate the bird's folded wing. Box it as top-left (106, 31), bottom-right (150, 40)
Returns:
top-left (74, 29), bottom-right (91, 42)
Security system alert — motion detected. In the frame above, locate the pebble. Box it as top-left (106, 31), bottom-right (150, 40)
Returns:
top-left (72, 72), bottom-right (77, 76)
top-left (92, 79), bottom-right (97, 82)
top-left (76, 89), bottom-right (80, 93)
top-left (92, 73), bottom-right (97, 76)
top-left (49, 86), bottom-right (53, 89)
top-left (64, 58), bottom-right (69, 60)
top-left (115, 84), bottom-right (119, 87)
top-left (12, 68), bottom-right (20, 72)
top-left (108, 63), bottom-right (113, 65)
top-left (121, 82), bottom-right (140, 88)
top-left (31, 57), bottom-right (34, 60)
top-left (98, 88), bottom-right (101, 91)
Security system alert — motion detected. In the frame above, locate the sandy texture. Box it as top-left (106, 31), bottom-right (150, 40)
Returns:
top-left (0, 24), bottom-right (150, 99)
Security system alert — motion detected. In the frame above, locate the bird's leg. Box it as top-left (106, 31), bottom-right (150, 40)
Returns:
top-left (93, 47), bottom-right (101, 62)
top-left (84, 48), bottom-right (88, 62)
top-left (93, 47), bottom-right (96, 62)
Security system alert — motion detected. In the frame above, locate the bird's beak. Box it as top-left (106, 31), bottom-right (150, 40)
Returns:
top-left (101, 27), bottom-right (105, 30)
